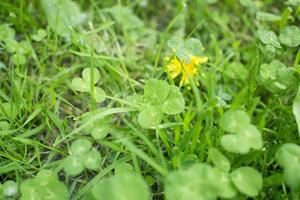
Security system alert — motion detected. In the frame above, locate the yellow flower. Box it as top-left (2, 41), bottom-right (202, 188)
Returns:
top-left (166, 55), bottom-right (208, 86)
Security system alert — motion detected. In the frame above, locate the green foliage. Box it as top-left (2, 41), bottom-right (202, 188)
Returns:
top-left (220, 110), bottom-right (263, 154)
top-left (137, 79), bottom-right (185, 129)
top-left (1, 180), bottom-right (18, 197)
top-left (293, 86), bottom-right (300, 136)
top-left (71, 68), bottom-right (106, 103)
top-left (276, 143), bottom-right (300, 192)
top-left (230, 167), bottom-right (263, 197)
top-left (63, 139), bottom-right (102, 175)
top-left (20, 170), bottom-right (68, 200)
top-left (257, 29), bottom-right (281, 48)
top-left (41, 0), bottom-right (85, 38)
top-left (86, 174), bottom-right (150, 200)
top-left (279, 26), bottom-right (300, 47)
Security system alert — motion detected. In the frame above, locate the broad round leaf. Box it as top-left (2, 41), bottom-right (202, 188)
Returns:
top-left (93, 87), bottom-right (106, 103)
top-left (115, 163), bottom-right (134, 176)
top-left (91, 125), bottom-right (110, 140)
top-left (11, 53), bottom-right (26, 65)
top-left (70, 139), bottom-right (92, 156)
top-left (144, 79), bottom-right (170, 104)
top-left (219, 110), bottom-right (250, 132)
top-left (163, 86), bottom-right (185, 115)
top-left (91, 174), bottom-right (150, 200)
top-left (256, 30), bottom-right (281, 48)
top-left (83, 148), bottom-right (102, 170)
top-left (208, 148), bottom-right (231, 172)
top-left (283, 165), bottom-right (300, 192)
top-left (276, 143), bottom-right (300, 168)
top-left (230, 167), bottom-right (263, 197)
top-left (82, 68), bottom-right (100, 84)
top-left (184, 38), bottom-right (204, 56)
top-left (239, 125), bottom-right (262, 150)
top-left (138, 105), bottom-right (162, 129)
top-left (35, 170), bottom-right (58, 186)
top-left (3, 180), bottom-right (18, 197)
top-left (63, 155), bottom-right (84, 176)
top-left (279, 26), bottom-right (300, 47)
top-left (71, 78), bottom-right (89, 92)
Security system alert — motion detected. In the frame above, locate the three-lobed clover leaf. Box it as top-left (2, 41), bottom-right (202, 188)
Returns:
top-left (89, 174), bottom-right (150, 200)
top-left (230, 167), bottom-right (263, 197)
top-left (276, 143), bottom-right (300, 192)
top-left (63, 139), bottom-right (102, 176)
top-left (71, 68), bottom-right (106, 103)
top-left (220, 110), bottom-right (263, 154)
top-left (256, 29), bottom-right (281, 48)
top-left (138, 79), bottom-right (185, 129)
top-left (20, 170), bottom-right (68, 200)
top-left (165, 163), bottom-right (237, 200)
top-left (279, 26), bottom-right (300, 47)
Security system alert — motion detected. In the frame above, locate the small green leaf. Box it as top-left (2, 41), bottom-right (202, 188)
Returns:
top-left (257, 30), bottom-right (281, 48)
top-left (32, 29), bottom-right (47, 42)
top-left (279, 26), bottom-right (300, 47)
top-left (208, 148), bottom-right (231, 172)
top-left (11, 53), bottom-right (26, 65)
top-left (167, 36), bottom-right (184, 50)
top-left (138, 105), bottom-right (162, 129)
top-left (91, 125), bottom-right (110, 140)
top-left (144, 79), bottom-right (170, 104)
top-left (163, 86), bottom-right (185, 115)
top-left (2, 180), bottom-right (18, 197)
top-left (0, 24), bottom-right (15, 41)
top-left (93, 87), bottom-right (106, 103)
top-left (293, 86), bottom-right (300, 136)
top-left (276, 143), bottom-right (300, 169)
top-left (70, 139), bottom-right (92, 156)
top-left (184, 38), bottom-right (204, 56)
top-left (230, 167), bottom-right (263, 197)
top-left (83, 148), bottom-right (102, 170)
top-left (63, 155), bottom-right (84, 176)
top-left (220, 110), bottom-right (251, 132)
top-left (82, 68), bottom-right (100, 84)
top-left (71, 78), bottom-right (89, 92)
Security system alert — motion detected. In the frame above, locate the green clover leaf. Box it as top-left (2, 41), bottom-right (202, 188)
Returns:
top-left (70, 139), bottom-right (92, 156)
top-left (256, 29), bottom-right (281, 48)
top-left (83, 148), bottom-right (102, 170)
top-left (219, 110), bottom-right (250, 133)
top-left (138, 104), bottom-right (162, 129)
top-left (163, 86), bottom-right (185, 115)
top-left (63, 155), bottom-right (84, 176)
top-left (208, 148), bottom-right (231, 172)
top-left (230, 167), bottom-right (263, 197)
top-left (144, 79), bottom-right (170, 104)
top-left (279, 26), bottom-right (300, 47)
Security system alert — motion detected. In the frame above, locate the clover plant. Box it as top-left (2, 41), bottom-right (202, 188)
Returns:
top-left (63, 139), bottom-right (102, 176)
top-left (71, 68), bottom-right (106, 103)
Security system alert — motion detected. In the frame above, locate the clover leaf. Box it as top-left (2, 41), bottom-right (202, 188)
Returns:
top-left (83, 148), bottom-right (102, 170)
top-left (256, 29), bottom-right (281, 48)
top-left (32, 29), bottom-right (47, 42)
top-left (0, 24), bottom-right (15, 41)
top-left (293, 86), bottom-right (300, 136)
top-left (219, 110), bottom-right (250, 133)
top-left (276, 143), bottom-right (300, 191)
top-left (220, 110), bottom-right (262, 154)
top-left (90, 174), bottom-right (150, 200)
top-left (279, 26), bottom-right (300, 47)
top-left (162, 86), bottom-right (185, 115)
top-left (144, 79), bottom-right (170, 104)
top-left (208, 148), bottom-right (231, 172)
top-left (165, 163), bottom-right (237, 200)
top-left (138, 79), bottom-right (185, 129)
top-left (70, 139), bottom-right (92, 156)
top-left (63, 155), bottom-right (84, 176)
top-left (2, 180), bottom-right (18, 197)
top-left (63, 139), bottom-right (102, 175)
top-left (71, 68), bottom-right (106, 103)
top-left (20, 170), bottom-right (68, 200)
top-left (230, 167), bottom-right (263, 197)
top-left (138, 104), bottom-right (162, 129)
